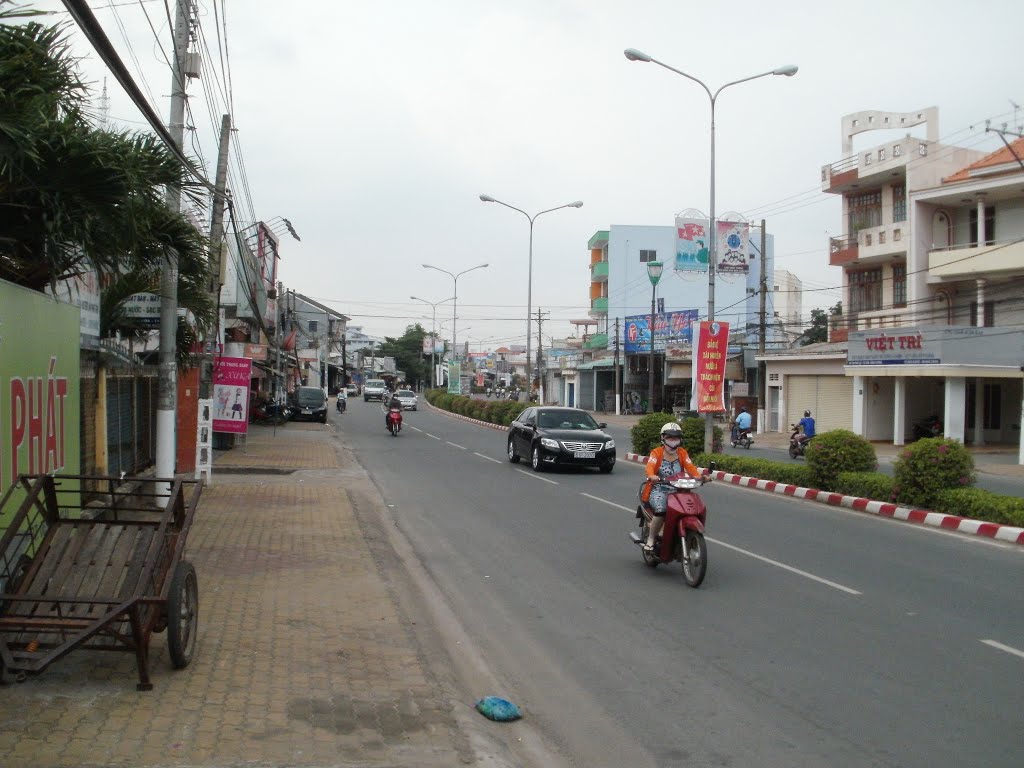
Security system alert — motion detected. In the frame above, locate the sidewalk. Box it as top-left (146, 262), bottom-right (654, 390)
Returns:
top-left (0, 422), bottom-right (495, 767)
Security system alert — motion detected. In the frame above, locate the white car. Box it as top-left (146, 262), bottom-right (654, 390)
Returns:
top-left (395, 389), bottom-right (418, 410)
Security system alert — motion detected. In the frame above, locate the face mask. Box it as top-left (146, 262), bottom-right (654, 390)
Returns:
top-left (663, 438), bottom-right (681, 449)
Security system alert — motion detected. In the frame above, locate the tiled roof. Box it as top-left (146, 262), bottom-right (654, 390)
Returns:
top-left (943, 137), bottom-right (1024, 182)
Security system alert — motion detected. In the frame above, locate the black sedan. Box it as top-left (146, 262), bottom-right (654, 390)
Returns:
top-left (507, 407), bottom-right (616, 473)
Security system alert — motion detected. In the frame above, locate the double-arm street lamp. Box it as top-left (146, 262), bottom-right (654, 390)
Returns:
top-left (624, 48), bottom-right (796, 447)
top-left (411, 295), bottom-right (455, 387)
top-left (479, 195), bottom-right (583, 402)
top-left (422, 263), bottom-right (489, 375)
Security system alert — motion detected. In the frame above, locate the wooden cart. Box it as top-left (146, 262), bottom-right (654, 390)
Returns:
top-left (0, 474), bottom-right (203, 690)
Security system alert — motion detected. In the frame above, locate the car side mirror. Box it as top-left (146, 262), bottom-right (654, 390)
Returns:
top-left (597, 422), bottom-right (607, 429)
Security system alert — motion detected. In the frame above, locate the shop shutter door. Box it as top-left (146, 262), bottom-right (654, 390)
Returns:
top-left (786, 375), bottom-right (853, 433)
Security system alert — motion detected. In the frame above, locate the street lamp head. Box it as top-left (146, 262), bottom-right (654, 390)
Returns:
top-left (773, 65), bottom-right (799, 77)
top-left (570, 201), bottom-right (584, 208)
top-left (624, 48), bottom-right (652, 63)
top-left (422, 263), bottom-right (434, 269)
top-left (479, 194), bottom-right (496, 203)
top-left (647, 260), bottom-right (664, 285)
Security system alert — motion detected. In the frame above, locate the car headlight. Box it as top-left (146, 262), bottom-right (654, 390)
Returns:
top-left (605, 439), bottom-right (615, 450)
top-left (540, 437), bottom-right (560, 450)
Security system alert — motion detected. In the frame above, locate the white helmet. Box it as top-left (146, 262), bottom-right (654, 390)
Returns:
top-left (660, 422), bottom-right (683, 439)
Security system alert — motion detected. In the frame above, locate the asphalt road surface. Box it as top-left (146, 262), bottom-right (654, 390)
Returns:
top-left (339, 400), bottom-right (1023, 768)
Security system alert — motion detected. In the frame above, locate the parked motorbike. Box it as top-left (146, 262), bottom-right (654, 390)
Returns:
top-left (911, 414), bottom-right (942, 442)
top-left (730, 425), bottom-right (753, 449)
top-left (788, 424), bottom-right (810, 459)
top-left (386, 405), bottom-right (403, 436)
top-left (629, 469), bottom-right (713, 588)
top-left (250, 401), bottom-right (290, 425)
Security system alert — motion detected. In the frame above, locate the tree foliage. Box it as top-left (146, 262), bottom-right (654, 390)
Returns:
top-left (376, 324), bottom-right (430, 385)
top-left (801, 302), bottom-right (842, 346)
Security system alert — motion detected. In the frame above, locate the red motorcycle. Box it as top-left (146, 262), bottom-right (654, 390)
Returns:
top-left (386, 405), bottom-right (403, 436)
top-left (630, 470), bottom-right (712, 587)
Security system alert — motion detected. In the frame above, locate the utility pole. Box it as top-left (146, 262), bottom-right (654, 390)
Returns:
top-left (203, 114), bottom-right (231, 396)
top-left (156, 0), bottom-right (192, 487)
top-left (614, 317), bottom-right (621, 415)
top-left (534, 308), bottom-right (548, 403)
top-left (757, 219), bottom-right (767, 433)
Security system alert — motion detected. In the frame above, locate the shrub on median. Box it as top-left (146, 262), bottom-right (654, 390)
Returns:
top-left (805, 429), bottom-right (877, 492)
top-left (834, 471), bottom-right (897, 503)
top-left (893, 437), bottom-right (976, 509)
top-left (630, 413), bottom-right (724, 456)
top-left (931, 488), bottom-right (1024, 527)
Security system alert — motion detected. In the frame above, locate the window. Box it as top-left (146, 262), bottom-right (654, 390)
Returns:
top-left (892, 264), bottom-right (906, 308)
top-left (847, 191), bottom-right (882, 237)
top-left (892, 185), bottom-right (906, 222)
top-left (968, 206), bottom-right (996, 246)
top-left (893, 143), bottom-right (903, 158)
top-left (849, 268), bottom-right (882, 313)
top-left (984, 383), bottom-right (1002, 430)
top-left (639, 249), bottom-right (657, 263)
top-left (308, 319), bottom-right (319, 333)
top-left (969, 300), bottom-right (995, 327)
top-left (878, 148), bottom-right (886, 162)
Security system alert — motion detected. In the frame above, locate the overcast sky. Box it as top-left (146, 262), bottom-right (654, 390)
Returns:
top-left (33, 0), bottom-right (1024, 348)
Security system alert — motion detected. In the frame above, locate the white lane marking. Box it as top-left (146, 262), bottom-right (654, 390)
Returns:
top-left (515, 468), bottom-right (558, 485)
top-left (981, 639), bottom-right (1024, 660)
top-left (426, 433), bottom-right (441, 440)
top-left (475, 452), bottom-right (503, 464)
top-left (710, 539), bottom-right (861, 595)
top-left (446, 442), bottom-right (467, 450)
top-left (577, 492), bottom-right (861, 595)
top-left (409, 426), bottom-right (423, 432)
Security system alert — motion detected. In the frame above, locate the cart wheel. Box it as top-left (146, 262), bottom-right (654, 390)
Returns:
top-left (167, 559), bottom-right (198, 669)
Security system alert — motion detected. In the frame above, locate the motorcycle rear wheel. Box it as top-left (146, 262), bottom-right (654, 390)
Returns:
top-left (681, 531), bottom-right (707, 587)
top-left (788, 444), bottom-right (799, 459)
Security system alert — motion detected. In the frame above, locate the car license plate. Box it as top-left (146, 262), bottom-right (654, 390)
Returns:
top-left (303, 408), bottom-right (312, 414)
top-left (573, 450), bottom-right (595, 459)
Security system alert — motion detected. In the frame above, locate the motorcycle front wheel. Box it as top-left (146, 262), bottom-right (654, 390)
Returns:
top-left (639, 518), bottom-right (658, 568)
top-left (681, 530), bottom-right (707, 588)
top-left (788, 443), bottom-right (799, 459)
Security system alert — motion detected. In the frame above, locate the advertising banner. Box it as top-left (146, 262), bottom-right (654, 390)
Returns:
top-left (716, 221), bottom-right (749, 275)
top-left (624, 309), bottom-right (699, 353)
top-left (123, 292), bottom-right (162, 328)
top-left (447, 361), bottom-right (461, 394)
top-left (674, 217), bottom-right (710, 272)
top-left (212, 356), bottom-right (252, 434)
top-left (0, 280), bottom-right (81, 513)
top-left (692, 321), bottom-right (730, 413)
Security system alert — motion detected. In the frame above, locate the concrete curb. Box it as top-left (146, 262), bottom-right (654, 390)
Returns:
top-left (622, 452), bottom-right (1024, 545)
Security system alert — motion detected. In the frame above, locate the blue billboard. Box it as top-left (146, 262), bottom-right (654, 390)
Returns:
top-left (624, 309), bottom-right (699, 353)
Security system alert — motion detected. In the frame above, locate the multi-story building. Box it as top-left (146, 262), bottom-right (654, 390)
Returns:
top-left (583, 221), bottom-right (784, 413)
top-left (763, 110), bottom-right (1024, 456)
top-left (284, 291), bottom-right (349, 393)
top-left (770, 269), bottom-right (803, 343)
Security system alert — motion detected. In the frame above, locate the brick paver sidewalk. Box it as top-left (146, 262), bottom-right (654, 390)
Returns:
top-left (0, 423), bottom-right (476, 767)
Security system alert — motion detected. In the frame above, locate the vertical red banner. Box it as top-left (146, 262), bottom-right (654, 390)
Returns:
top-left (694, 321), bottom-right (729, 413)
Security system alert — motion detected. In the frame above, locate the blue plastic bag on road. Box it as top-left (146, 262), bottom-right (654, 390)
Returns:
top-left (475, 696), bottom-right (522, 722)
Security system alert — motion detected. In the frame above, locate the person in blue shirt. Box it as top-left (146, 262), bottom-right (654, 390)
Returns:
top-left (731, 407), bottom-right (752, 445)
top-left (796, 410), bottom-right (816, 446)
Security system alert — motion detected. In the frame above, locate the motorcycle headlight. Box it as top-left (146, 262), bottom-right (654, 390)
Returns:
top-left (604, 439), bottom-right (615, 450)
top-left (540, 437), bottom-right (560, 450)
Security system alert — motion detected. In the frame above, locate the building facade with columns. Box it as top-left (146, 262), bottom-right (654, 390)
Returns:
top-left (763, 112), bottom-right (1024, 461)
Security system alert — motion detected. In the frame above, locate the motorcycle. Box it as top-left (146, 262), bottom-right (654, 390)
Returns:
top-left (788, 424), bottom-right (810, 459)
top-left (730, 424), bottom-right (753, 449)
top-left (629, 470), bottom-right (713, 588)
top-left (386, 405), bottom-right (403, 436)
top-left (911, 414), bottom-right (942, 442)
top-left (250, 401), bottom-right (290, 425)
top-left (336, 397), bottom-right (346, 414)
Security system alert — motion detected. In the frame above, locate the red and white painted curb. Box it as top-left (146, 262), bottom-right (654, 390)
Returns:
top-left (622, 452), bottom-right (1024, 545)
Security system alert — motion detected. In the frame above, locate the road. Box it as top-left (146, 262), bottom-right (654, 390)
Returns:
top-left (341, 400), bottom-right (1024, 768)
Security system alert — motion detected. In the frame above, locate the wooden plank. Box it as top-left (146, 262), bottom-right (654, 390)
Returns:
top-left (41, 524), bottom-right (97, 600)
top-left (94, 525), bottom-right (138, 602)
top-left (60, 525), bottom-right (113, 611)
top-left (118, 528), bottom-right (156, 600)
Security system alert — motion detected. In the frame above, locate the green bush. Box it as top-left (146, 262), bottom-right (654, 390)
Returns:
top-left (834, 471), bottom-right (897, 502)
top-left (932, 487), bottom-right (1024, 526)
top-left (696, 453), bottom-right (815, 488)
top-left (630, 412), bottom-right (676, 454)
top-left (893, 437), bottom-right (975, 509)
top-left (804, 429), bottom-right (877, 492)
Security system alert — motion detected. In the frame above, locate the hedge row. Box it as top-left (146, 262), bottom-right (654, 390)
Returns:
top-left (423, 389), bottom-right (522, 427)
top-left (693, 453), bottom-right (815, 488)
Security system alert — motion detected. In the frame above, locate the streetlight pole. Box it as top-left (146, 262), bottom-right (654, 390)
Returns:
top-left (411, 295), bottom-right (455, 387)
top-left (423, 263), bottom-right (488, 391)
top-left (479, 195), bottom-right (583, 400)
top-left (624, 48), bottom-right (796, 448)
top-left (646, 261), bottom-right (664, 414)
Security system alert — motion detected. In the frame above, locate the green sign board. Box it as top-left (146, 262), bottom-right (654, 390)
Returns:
top-left (447, 361), bottom-right (461, 394)
top-left (0, 280), bottom-right (81, 522)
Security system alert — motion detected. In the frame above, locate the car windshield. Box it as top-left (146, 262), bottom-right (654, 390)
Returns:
top-left (538, 410), bottom-right (599, 430)
top-left (397, 390), bottom-right (415, 398)
top-left (366, 380), bottom-right (385, 388)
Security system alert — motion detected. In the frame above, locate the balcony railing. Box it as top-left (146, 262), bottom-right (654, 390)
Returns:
top-left (582, 332), bottom-right (608, 350)
top-left (822, 155), bottom-right (858, 191)
top-left (590, 261), bottom-right (609, 281)
top-left (590, 296), bottom-right (608, 314)
top-left (829, 235), bottom-right (859, 267)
